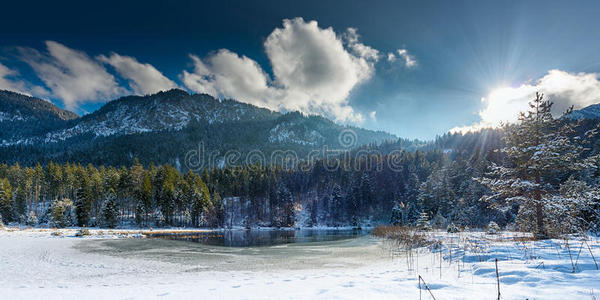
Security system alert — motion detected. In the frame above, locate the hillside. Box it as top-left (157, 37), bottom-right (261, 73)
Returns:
top-left (0, 89), bottom-right (397, 168)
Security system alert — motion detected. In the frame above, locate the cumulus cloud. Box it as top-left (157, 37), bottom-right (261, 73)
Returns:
top-left (344, 28), bottom-right (380, 62)
top-left (98, 53), bottom-right (177, 95)
top-left (386, 49), bottom-right (416, 68)
top-left (17, 41), bottom-right (124, 109)
top-left (396, 49), bottom-right (417, 68)
top-left (387, 52), bottom-right (396, 62)
top-left (182, 50), bottom-right (280, 108)
top-left (451, 69), bottom-right (600, 133)
top-left (182, 17), bottom-right (377, 122)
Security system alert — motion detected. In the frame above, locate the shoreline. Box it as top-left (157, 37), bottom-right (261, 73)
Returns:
top-left (0, 225), bottom-right (373, 239)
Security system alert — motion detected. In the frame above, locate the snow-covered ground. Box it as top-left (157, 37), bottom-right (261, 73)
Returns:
top-left (0, 228), bottom-right (599, 299)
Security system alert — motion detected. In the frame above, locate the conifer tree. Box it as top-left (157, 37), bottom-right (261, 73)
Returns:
top-left (211, 191), bottom-right (224, 227)
top-left (190, 173), bottom-right (211, 227)
top-left (277, 183), bottom-right (294, 227)
top-left (26, 211), bottom-right (38, 226)
top-left (0, 178), bottom-right (13, 222)
top-left (103, 189), bottom-right (118, 228)
top-left (478, 93), bottom-right (583, 238)
top-left (390, 202), bottom-right (405, 225)
top-left (416, 211), bottom-right (431, 231)
top-left (330, 184), bottom-right (344, 225)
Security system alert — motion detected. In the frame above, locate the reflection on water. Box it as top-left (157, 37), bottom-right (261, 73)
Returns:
top-left (145, 229), bottom-right (366, 247)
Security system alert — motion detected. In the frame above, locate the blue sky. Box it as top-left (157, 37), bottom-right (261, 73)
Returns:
top-left (1, 0), bottom-right (600, 139)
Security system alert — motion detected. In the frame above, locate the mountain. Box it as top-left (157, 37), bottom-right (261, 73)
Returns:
top-left (0, 90), bottom-right (78, 144)
top-left (0, 89), bottom-right (397, 168)
top-left (567, 103), bottom-right (600, 120)
top-left (41, 89), bottom-right (281, 143)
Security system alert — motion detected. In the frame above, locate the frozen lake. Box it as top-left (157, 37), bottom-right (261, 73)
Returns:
top-left (144, 228), bottom-right (368, 247)
top-left (76, 231), bottom-right (385, 272)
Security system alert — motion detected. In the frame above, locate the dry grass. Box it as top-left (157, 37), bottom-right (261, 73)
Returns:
top-left (372, 225), bottom-right (433, 248)
top-left (511, 235), bottom-right (539, 242)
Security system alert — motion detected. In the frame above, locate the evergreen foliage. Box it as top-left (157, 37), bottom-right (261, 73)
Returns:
top-left (102, 189), bottom-right (118, 228)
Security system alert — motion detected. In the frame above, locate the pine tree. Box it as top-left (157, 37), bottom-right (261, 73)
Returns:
top-left (478, 93), bottom-right (583, 238)
top-left (347, 177), bottom-right (361, 226)
top-left (51, 198), bottom-right (73, 228)
top-left (136, 173), bottom-right (153, 225)
top-left (0, 178), bottom-right (13, 222)
top-left (14, 185), bottom-right (27, 219)
top-left (277, 183), bottom-right (294, 227)
top-left (390, 202), bottom-right (405, 225)
top-left (26, 211), bottom-right (38, 226)
top-left (211, 191), bottom-right (224, 227)
top-left (416, 211), bottom-right (431, 231)
top-left (189, 173), bottom-right (211, 227)
top-left (103, 189), bottom-right (118, 228)
top-left (330, 184), bottom-right (344, 225)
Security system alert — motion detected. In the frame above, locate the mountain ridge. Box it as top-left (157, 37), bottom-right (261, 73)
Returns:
top-left (0, 89), bottom-right (397, 167)
top-left (567, 103), bottom-right (600, 120)
top-left (0, 90), bottom-right (78, 143)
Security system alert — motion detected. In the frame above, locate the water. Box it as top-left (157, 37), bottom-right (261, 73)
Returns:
top-left (145, 228), bottom-right (367, 247)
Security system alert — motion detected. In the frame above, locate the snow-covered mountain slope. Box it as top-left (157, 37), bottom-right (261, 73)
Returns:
top-left (43, 89), bottom-right (281, 142)
top-left (0, 89), bottom-right (397, 165)
top-left (568, 103), bottom-right (600, 120)
top-left (0, 90), bottom-right (78, 144)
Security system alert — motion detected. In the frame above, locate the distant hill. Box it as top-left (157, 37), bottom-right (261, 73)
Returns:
top-left (0, 90), bottom-right (78, 143)
top-left (0, 89), bottom-right (398, 168)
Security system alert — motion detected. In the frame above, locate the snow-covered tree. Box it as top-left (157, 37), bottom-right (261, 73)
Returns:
top-left (26, 211), bottom-right (38, 226)
top-left (330, 184), bottom-right (344, 225)
top-left (51, 198), bottom-right (74, 228)
top-left (390, 202), bottom-right (405, 225)
top-left (478, 93), bottom-right (584, 238)
top-left (416, 211), bottom-right (431, 231)
top-left (487, 221), bottom-right (500, 234)
top-left (0, 178), bottom-right (13, 223)
top-left (102, 189), bottom-right (118, 228)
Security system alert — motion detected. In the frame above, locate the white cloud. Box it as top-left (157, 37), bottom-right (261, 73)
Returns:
top-left (397, 49), bottom-right (417, 68)
top-left (182, 17), bottom-right (377, 122)
top-left (451, 69), bottom-right (600, 133)
top-left (182, 50), bottom-right (281, 108)
top-left (0, 63), bottom-right (28, 94)
top-left (369, 111), bottom-right (377, 121)
top-left (18, 41), bottom-right (124, 109)
top-left (387, 52), bottom-right (396, 62)
top-left (344, 28), bottom-right (380, 62)
top-left (0, 62), bottom-right (48, 97)
top-left (98, 53), bottom-right (177, 95)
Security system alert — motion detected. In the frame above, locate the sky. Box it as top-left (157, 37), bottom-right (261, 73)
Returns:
top-left (1, 0), bottom-right (600, 139)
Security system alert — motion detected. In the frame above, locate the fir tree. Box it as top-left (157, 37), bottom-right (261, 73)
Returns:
top-left (330, 184), bottom-right (344, 225)
top-left (26, 211), bottom-right (38, 226)
top-left (0, 178), bottom-right (13, 222)
top-left (211, 191), bottom-right (224, 227)
top-left (189, 173), bottom-right (211, 227)
top-left (277, 183), bottom-right (294, 227)
top-left (478, 93), bottom-right (584, 238)
top-left (103, 189), bottom-right (118, 228)
top-left (390, 202), bottom-right (405, 225)
top-left (416, 211), bottom-right (431, 231)
top-left (51, 198), bottom-right (73, 228)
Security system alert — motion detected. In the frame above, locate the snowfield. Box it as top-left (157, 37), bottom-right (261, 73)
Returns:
top-left (0, 228), bottom-right (599, 299)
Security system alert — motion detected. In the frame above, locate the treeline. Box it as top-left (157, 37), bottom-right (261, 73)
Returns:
top-left (0, 145), bottom-right (500, 229)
